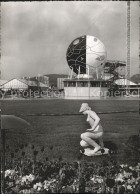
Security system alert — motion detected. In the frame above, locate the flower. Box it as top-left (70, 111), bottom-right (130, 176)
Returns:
top-left (33, 182), bottom-right (43, 191)
top-left (96, 178), bottom-right (103, 184)
top-left (123, 171), bottom-right (132, 178)
top-left (37, 187), bottom-right (41, 191)
top-left (120, 164), bottom-right (125, 168)
top-left (127, 185), bottom-right (133, 191)
top-left (4, 152), bottom-right (140, 194)
top-left (33, 184), bottom-right (37, 190)
top-left (5, 169), bottom-right (16, 178)
top-left (27, 174), bottom-right (35, 182)
top-left (129, 166), bottom-right (133, 170)
top-left (115, 178), bottom-right (124, 182)
top-left (5, 169), bottom-right (11, 177)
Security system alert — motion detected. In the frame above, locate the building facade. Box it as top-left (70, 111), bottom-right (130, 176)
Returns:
top-left (29, 75), bottom-right (49, 87)
top-left (64, 79), bottom-right (110, 99)
top-left (0, 78), bottom-right (48, 91)
top-left (57, 78), bottom-right (64, 90)
top-left (0, 79), bottom-right (28, 90)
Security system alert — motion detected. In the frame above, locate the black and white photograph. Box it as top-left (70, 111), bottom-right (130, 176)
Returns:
top-left (0, 1), bottom-right (140, 194)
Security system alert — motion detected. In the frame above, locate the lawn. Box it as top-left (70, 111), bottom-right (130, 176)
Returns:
top-left (1, 99), bottom-right (140, 163)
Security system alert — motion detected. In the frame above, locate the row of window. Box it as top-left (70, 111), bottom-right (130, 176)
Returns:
top-left (64, 82), bottom-right (110, 87)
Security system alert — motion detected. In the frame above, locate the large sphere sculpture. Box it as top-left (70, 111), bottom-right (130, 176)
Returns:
top-left (66, 35), bottom-right (107, 77)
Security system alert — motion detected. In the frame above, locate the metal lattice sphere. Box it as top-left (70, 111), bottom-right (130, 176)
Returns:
top-left (66, 35), bottom-right (107, 76)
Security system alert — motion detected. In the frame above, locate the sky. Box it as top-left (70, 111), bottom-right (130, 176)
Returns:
top-left (1, 1), bottom-right (139, 80)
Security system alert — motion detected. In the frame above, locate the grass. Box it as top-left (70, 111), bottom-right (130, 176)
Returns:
top-left (1, 99), bottom-right (140, 163)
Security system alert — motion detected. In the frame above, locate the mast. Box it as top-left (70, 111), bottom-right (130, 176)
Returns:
top-left (126, 1), bottom-right (130, 94)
